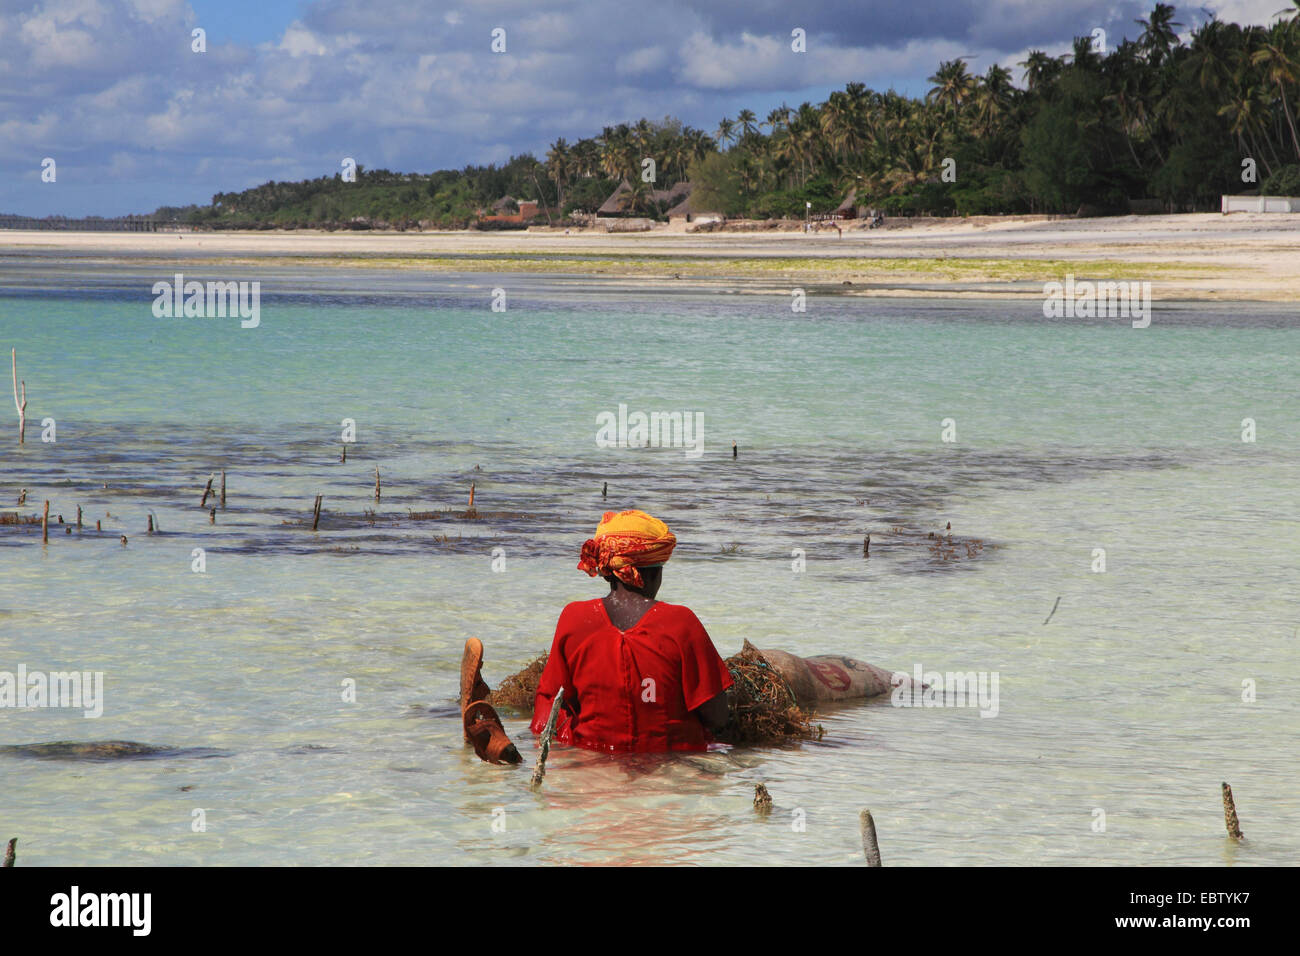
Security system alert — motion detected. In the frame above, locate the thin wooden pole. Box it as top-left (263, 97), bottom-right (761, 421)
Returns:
top-left (1043, 596), bottom-right (1061, 625)
top-left (76, 505), bottom-right (82, 529)
top-left (860, 809), bottom-right (882, 866)
top-left (200, 474), bottom-right (214, 508)
top-left (312, 495), bottom-right (322, 531)
top-left (374, 465), bottom-right (381, 502)
top-left (341, 445), bottom-right (347, 463)
top-left (602, 481), bottom-right (607, 499)
top-left (1222, 782), bottom-right (1244, 840)
top-left (41, 500), bottom-right (48, 543)
top-left (468, 482), bottom-right (475, 511)
top-left (530, 686), bottom-right (565, 790)
top-left (147, 514), bottom-right (154, 534)
top-left (220, 470), bottom-right (226, 508)
top-left (11, 349), bottom-right (27, 445)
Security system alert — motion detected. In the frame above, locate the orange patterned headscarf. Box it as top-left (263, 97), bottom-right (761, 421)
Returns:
top-left (577, 509), bottom-right (677, 588)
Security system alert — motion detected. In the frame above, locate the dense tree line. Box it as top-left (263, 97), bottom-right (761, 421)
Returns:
top-left (692, 4), bottom-right (1300, 216)
top-left (157, 5), bottom-right (1300, 227)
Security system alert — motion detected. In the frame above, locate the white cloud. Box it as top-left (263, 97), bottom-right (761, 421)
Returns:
top-left (1204, 0), bottom-right (1296, 26)
top-left (279, 22), bottom-right (329, 57)
top-left (618, 45), bottom-right (669, 76)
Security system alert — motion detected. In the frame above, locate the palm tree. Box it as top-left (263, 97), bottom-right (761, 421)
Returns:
top-left (1068, 34), bottom-right (1103, 72)
top-left (764, 105), bottom-right (791, 135)
top-left (1190, 17), bottom-right (1233, 93)
top-left (973, 64), bottom-right (1014, 137)
top-left (927, 59), bottom-right (976, 114)
top-left (1137, 3), bottom-right (1182, 68)
top-left (736, 109), bottom-right (759, 139)
top-left (1219, 79), bottom-right (1278, 176)
top-left (715, 117), bottom-right (736, 149)
top-left (546, 138), bottom-right (570, 207)
top-left (1250, 21), bottom-right (1300, 159)
top-left (1020, 50), bottom-right (1057, 90)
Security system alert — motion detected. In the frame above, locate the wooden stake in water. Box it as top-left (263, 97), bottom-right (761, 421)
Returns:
top-left (76, 505), bottom-right (82, 529)
top-left (42, 500), bottom-right (48, 543)
top-left (468, 482), bottom-right (475, 512)
top-left (341, 445), bottom-right (347, 463)
top-left (200, 474), bottom-right (214, 508)
top-left (863, 533), bottom-right (870, 556)
top-left (530, 686), bottom-right (565, 790)
top-left (732, 441), bottom-right (738, 459)
top-left (209, 508), bottom-right (215, 525)
top-left (2, 838), bottom-right (14, 867)
top-left (96, 520), bottom-right (101, 532)
top-left (602, 481), bottom-right (607, 499)
top-left (1043, 596), bottom-right (1062, 625)
top-left (859, 809), bottom-right (882, 866)
top-left (1222, 782), bottom-right (1244, 841)
top-left (220, 470), bottom-right (226, 508)
top-left (374, 465), bottom-right (381, 503)
top-left (147, 514), bottom-right (154, 534)
top-left (312, 495), bottom-right (322, 531)
top-left (11, 348), bottom-right (27, 445)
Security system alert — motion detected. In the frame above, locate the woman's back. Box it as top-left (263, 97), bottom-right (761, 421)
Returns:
top-left (530, 598), bottom-right (731, 753)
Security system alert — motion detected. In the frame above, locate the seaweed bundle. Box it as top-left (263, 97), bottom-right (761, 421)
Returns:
top-left (716, 640), bottom-right (822, 746)
top-left (485, 654), bottom-right (549, 710)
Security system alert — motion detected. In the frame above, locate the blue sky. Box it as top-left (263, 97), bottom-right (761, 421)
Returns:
top-left (189, 0), bottom-right (305, 46)
top-left (0, 0), bottom-right (1289, 216)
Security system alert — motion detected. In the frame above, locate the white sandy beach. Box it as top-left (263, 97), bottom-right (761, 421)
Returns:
top-left (3, 212), bottom-right (1299, 300)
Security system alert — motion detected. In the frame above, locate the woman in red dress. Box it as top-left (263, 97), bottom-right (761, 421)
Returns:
top-left (528, 509), bottom-right (732, 753)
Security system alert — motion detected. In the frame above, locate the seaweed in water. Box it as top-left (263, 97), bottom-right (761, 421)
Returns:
top-left (485, 654), bottom-right (549, 710)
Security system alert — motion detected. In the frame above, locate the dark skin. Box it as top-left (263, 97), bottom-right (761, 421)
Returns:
top-left (602, 566), bottom-right (731, 732)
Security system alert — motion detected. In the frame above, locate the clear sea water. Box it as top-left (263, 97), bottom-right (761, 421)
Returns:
top-left (1, 258), bottom-right (1296, 865)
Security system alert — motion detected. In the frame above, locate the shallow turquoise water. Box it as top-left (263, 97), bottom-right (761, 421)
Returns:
top-left (1, 263), bottom-right (1297, 865)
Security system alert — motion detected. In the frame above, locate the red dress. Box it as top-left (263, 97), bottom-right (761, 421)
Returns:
top-left (530, 599), bottom-right (734, 753)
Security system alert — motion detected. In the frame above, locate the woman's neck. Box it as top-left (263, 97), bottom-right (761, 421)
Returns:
top-left (603, 588), bottom-right (657, 631)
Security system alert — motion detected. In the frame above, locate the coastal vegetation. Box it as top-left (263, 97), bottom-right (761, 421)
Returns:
top-left (149, 5), bottom-right (1300, 228)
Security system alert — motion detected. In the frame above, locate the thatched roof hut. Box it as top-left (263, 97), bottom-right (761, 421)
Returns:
top-left (834, 187), bottom-right (860, 219)
top-left (665, 187), bottom-right (722, 224)
top-left (598, 179), bottom-right (694, 217)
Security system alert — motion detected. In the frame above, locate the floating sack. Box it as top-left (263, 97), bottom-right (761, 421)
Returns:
top-left (716, 640), bottom-right (823, 746)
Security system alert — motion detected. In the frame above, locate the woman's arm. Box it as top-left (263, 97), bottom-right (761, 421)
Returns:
top-left (693, 690), bottom-right (730, 731)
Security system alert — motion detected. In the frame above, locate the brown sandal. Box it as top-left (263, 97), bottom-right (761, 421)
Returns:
top-left (463, 700), bottom-right (522, 764)
top-left (460, 638), bottom-right (521, 765)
